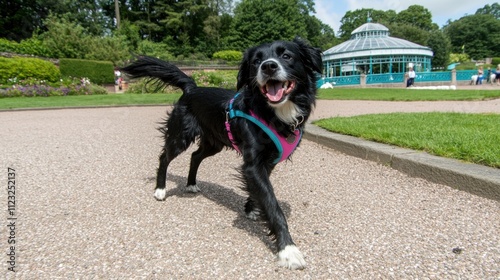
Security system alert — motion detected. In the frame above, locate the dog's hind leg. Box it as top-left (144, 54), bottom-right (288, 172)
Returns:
top-left (154, 110), bottom-right (199, 201)
top-left (186, 138), bottom-right (223, 193)
top-left (154, 143), bottom-right (187, 200)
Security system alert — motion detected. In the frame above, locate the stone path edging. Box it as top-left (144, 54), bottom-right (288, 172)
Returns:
top-left (304, 124), bottom-right (500, 202)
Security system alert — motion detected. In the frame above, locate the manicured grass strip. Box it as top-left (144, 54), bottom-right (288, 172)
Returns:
top-left (318, 88), bottom-right (500, 101)
top-left (314, 112), bottom-right (500, 168)
top-left (0, 93), bottom-right (181, 110)
top-left (2, 88), bottom-right (500, 110)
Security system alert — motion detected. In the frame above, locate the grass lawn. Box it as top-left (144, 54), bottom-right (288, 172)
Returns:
top-left (314, 112), bottom-right (500, 168)
top-left (2, 88), bottom-right (500, 110)
top-left (0, 93), bottom-right (181, 110)
top-left (318, 88), bottom-right (500, 101)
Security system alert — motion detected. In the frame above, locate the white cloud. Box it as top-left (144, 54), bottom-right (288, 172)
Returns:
top-left (315, 0), bottom-right (344, 34)
top-left (346, 0), bottom-right (493, 25)
top-left (315, 0), bottom-right (494, 32)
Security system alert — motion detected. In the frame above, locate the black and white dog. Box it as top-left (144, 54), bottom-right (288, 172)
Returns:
top-left (121, 38), bottom-right (322, 269)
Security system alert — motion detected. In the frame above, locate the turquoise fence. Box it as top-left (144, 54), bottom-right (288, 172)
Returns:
top-left (317, 70), bottom-right (480, 88)
top-left (367, 73), bottom-right (405, 84)
top-left (319, 75), bottom-right (361, 86)
top-left (415, 71), bottom-right (451, 82)
top-left (456, 70), bottom-right (477, 81)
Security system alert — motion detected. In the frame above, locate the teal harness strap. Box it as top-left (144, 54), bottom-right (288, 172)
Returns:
top-left (227, 93), bottom-right (301, 164)
top-left (230, 109), bottom-right (284, 164)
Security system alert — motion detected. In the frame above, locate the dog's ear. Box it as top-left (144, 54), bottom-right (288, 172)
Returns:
top-left (293, 37), bottom-right (323, 75)
top-left (237, 46), bottom-right (256, 91)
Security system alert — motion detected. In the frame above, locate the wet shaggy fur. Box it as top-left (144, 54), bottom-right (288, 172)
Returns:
top-left (121, 38), bottom-right (322, 269)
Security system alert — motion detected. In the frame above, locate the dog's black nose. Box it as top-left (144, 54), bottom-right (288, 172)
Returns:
top-left (261, 60), bottom-right (279, 75)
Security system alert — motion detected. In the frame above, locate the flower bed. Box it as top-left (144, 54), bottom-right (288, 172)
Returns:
top-left (0, 77), bottom-right (108, 97)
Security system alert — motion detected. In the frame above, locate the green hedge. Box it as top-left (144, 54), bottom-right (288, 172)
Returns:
top-left (0, 57), bottom-right (60, 84)
top-left (59, 58), bottom-right (114, 84)
top-left (212, 50), bottom-right (243, 62)
top-left (492, 57), bottom-right (500, 66)
top-left (0, 38), bottom-right (53, 58)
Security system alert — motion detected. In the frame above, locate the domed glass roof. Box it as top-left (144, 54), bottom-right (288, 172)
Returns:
top-left (351, 22), bottom-right (389, 35)
top-left (323, 22), bottom-right (433, 60)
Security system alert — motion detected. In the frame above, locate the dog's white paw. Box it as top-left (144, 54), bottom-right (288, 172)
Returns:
top-left (154, 188), bottom-right (167, 201)
top-left (278, 245), bottom-right (306, 270)
top-left (245, 209), bottom-right (261, 221)
top-left (185, 184), bottom-right (200, 193)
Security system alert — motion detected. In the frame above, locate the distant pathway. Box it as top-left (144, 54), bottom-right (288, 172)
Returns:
top-left (311, 98), bottom-right (500, 120)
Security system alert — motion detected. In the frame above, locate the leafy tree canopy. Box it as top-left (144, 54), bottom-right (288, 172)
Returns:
top-left (1, 0), bottom-right (498, 63)
top-left (444, 13), bottom-right (500, 59)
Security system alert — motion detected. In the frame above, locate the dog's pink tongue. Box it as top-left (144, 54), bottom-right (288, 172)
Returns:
top-left (266, 82), bottom-right (284, 102)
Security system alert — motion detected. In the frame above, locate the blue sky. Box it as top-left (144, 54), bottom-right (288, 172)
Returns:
top-left (314, 0), bottom-right (497, 34)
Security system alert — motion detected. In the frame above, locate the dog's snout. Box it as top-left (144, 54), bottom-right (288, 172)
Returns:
top-left (261, 60), bottom-right (279, 75)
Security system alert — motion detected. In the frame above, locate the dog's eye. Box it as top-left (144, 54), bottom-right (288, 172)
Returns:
top-left (282, 54), bottom-right (291, 60)
top-left (254, 59), bottom-right (261, 65)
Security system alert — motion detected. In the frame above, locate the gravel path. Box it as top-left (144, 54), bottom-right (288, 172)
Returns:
top-left (1, 102), bottom-right (499, 279)
top-left (311, 98), bottom-right (500, 120)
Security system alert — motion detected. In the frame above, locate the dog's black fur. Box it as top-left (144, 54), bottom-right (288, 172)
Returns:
top-left (121, 38), bottom-right (322, 269)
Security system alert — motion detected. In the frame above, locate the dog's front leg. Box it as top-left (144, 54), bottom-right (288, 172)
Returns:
top-left (242, 162), bottom-right (306, 270)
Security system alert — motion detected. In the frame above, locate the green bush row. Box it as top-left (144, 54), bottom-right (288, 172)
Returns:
top-left (60, 58), bottom-right (115, 84)
top-left (492, 57), bottom-right (500, 66)
top-left (125, 70), bottom-right (238, 93)
top-left (0, 38), bottom-right (53, 58)
top-left (212, 50), bottom-right (243, 62)
top-left (0, 57), bottom-right (60, 84)
top-left (191, 70), bottom-right (237, 89)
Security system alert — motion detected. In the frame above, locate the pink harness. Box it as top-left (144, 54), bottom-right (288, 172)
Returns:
top-left (225, 93), bottom-right (302, 164)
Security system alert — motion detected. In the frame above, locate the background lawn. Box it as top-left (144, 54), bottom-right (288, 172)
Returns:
top-left (2, 87), bottom-right (500, 110)
top-left (0, 93), bottom-right (181, 110)
top-left (317, 88), bottom-right (500, 101)
top-left (314, 112), bottom-right (500, 168)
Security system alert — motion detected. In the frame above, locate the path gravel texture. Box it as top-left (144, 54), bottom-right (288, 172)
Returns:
top-left (1, 100), bottom-right (499, 279)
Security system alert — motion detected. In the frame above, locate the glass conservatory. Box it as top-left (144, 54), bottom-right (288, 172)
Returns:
top-left (322, 21), bottom-right (433, 78)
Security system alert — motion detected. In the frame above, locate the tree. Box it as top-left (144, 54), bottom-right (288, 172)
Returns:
top-left (304, 16), bottom-right (338, 51)
top-left (227, 0), bottom-right (319, 50)
top-left (426, 30), bottom-right (451, 69)
top-left (476, 2), bottom-right (500, 19)
top-left (388, 23), bottom-right (429, 46)
top-left (338, 8), bottom-right (397, 41)
top-left (38, 14), bottom-right (92, 59)
top-left (61, 0), bottom-right (112, 36)
top-left (395, 5), bottom-right (438, 31)
top-left (0, 0), bottom-right (65, 41)
top-left (444, 14), bottom-right (500, 59)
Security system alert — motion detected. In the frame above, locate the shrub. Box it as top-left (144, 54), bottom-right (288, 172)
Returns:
top-left (0, 38), bottom-right (17, 53)
top-left (60, 58), bottom-right (114, 84)
top-left (136, 40), bottom-right (175, 61)
top-left (212, 50), bottom-right (243, 62)
top-left (85, 35), bottom-right (131, 65)
top-left (38, 14), bottom-right (91, 59)
top-left (125, 78), bottom-right (181, 94)
top-left (492, 57), bottom-right (500, 67)
top-left (125, 70), bottom-right (237, 93)
top-left (191, 70), bottom-right (237, 89)
top-left (449, 53), bottom-right (470, 63)
top-left (0, 57), bottom-right (60, 83)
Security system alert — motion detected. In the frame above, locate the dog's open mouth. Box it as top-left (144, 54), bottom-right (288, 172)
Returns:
top-left (260, 80), bottom-right (296, 103)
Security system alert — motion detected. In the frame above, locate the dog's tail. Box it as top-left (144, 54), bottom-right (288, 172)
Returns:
top-left (121, 56), bottom-right (196, 93)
